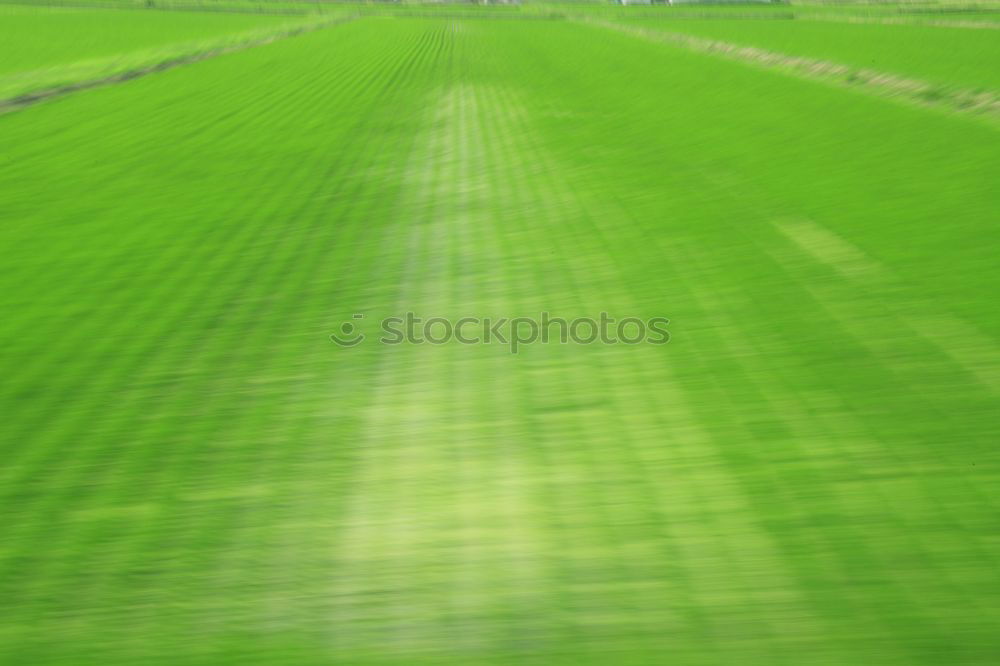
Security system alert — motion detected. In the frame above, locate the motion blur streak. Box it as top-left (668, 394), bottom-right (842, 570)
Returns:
top-left (0, 2), bottom-right (997, 665)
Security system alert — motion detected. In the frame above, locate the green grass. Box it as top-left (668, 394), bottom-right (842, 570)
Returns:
top-left (615, 15), bottom-right (1000, 91)
top-left (0, 5), bottom-right (337, 100)
top-left (0, 5), bottom-right (290, 75)
top-left (1, 8), bottom-right (998, 666)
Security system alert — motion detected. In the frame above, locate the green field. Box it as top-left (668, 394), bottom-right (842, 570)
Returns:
top-left (1, 5), bottom-right (998, 665)
top-left (615, 14), bottom-right (1000, 91)
top-left (0, 6), bottom-right (293, 75)
top-left (0, 7), bottom-right (336, 99)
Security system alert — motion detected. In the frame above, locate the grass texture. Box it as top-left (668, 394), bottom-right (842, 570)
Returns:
top-left (615, 15), bottom-right (1000, 91)
top-left (0, 9), bottom-right (998, 666)
top-left (0, 6), bottom-right (334, 100)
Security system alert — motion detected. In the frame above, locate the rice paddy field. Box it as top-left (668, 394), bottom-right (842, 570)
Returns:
top-left (1, 3), bottom-right (998, 665)
top-left (615, 15), bottom-right (1000, 89)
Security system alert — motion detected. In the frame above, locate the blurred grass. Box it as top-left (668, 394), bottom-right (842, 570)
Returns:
top-left (612, 15), bottom-right (1000, 91)
top-left (0, 6), bottom-right (290, 75)
top-left (0, 8), bottom-right (998, 666)
top-left (0, 8), bottom-right (345, 100)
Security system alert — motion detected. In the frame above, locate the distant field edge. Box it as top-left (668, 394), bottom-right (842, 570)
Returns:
top-left (0, 14), bottom-right (357, 115)
top-left (587, 18), bottom-right (1000, 125)
top-left (0, 0), bottom-right (318, 15)
top-left (796, 12), bottom-right (1000, 29)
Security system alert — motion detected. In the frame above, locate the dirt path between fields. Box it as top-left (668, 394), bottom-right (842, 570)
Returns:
top-left (587, 18), bottom-right (1000, 124)
top-left (0, 15), bottom-right (356, 116)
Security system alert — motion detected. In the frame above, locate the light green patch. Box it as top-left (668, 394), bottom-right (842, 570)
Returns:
top-left (71, 503), bottom-right (160, 521)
